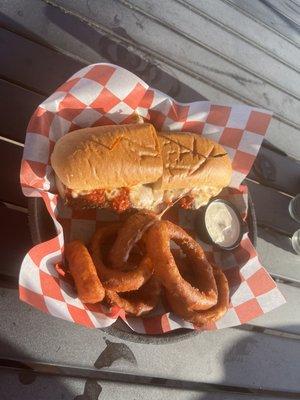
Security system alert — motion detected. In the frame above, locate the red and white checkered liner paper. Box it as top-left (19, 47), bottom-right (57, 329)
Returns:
top-left (19, 63), bottom-right (285, 333)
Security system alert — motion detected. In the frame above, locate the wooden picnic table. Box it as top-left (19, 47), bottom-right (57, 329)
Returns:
top-left (1, 0), bottom-right (300, 398)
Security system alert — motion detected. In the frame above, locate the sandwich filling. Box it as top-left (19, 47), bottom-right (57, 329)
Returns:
top-left (59, 179), bottom-right (221, 212)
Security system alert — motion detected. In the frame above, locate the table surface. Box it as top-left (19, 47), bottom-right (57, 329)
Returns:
top-left (1, 0), bottom-right (300, 398)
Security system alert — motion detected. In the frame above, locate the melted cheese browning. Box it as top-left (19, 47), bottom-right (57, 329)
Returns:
top-left (65, 183), bottom-right (220, 211)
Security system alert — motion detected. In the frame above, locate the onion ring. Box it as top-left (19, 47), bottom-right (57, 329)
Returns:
top-left (171, 249), bottom-right (194, 284)
top-left (90, 223), bottom-right (153, 292)
top-left (146, 220), bottom-right (217, 311)
top-left (166, 266), bottom-right (229, 327)
top-left (105, 275), bottom-right (161, 316)
top-left (109, 211), bottom-right (157, 269)
top-left (65, 240), bottom-right (105, 304)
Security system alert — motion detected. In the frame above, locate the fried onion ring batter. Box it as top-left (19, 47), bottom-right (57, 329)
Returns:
top-left (146, 221), bottom-right (217, 311)
top-left (90, 223), bottom-right (153, 292)
top-left (109, 211), bottom-right (157, 269)
top-left (105, 275), bottom-right (161, 316)
top-left (166, 266), bottom-right (229, 327)
top-left (65, 240), bottom-right (105, 304)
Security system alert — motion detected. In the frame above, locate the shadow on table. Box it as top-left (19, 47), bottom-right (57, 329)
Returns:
top-left (42, 3), bottom-right (206, 103)
top-left (0, 337), bottom-right (76, 399)
top-left (1, 323), bottom-right (300, 399)
top-left (0, 4), bottom-right (205, 104)
top-left (258, 226), bottom-right (298, 254)
top-left (187, 325), bottom-right (300, 400)
top-left (247, 180), bottom-right (300, 255)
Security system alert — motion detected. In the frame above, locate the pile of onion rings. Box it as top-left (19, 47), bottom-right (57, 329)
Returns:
top-left (64, 211), bottom-right (229, 326)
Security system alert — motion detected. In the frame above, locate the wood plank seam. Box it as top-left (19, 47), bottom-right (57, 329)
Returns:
top-left (0, 136), bottom-right (24, 147)
top-left (273, 276), bottom-right (300, 288)
top-left (1, 360), bottom-right (300, 398)
top-left (119, 0), bottom-right (300, 82)
top-left (236, 324), bottom-right (300, 341)
top-left (261, 140), bottom-right (287, 156)
top-left (220, 0), bottom-right (300, 48)
top-left (0, 141), bottom-right (27, 206)
top-left (0, 21), bottom-right (90, 67)
top-left (0, 274), bottom-right (18, 290)
top-left (257, 221), bottom-right (293, 239)
top-left (0, 77), bottom-right (45, 100)
top-left (260, 0), bottom-right (300, 27)
top-left (0, 74), bottom-right (47, 97)
top-left (175, 0), bottom-right (300, 72)
top-left (246, 176), bottom-right (294, 198)
top-left (3, 201), bottom-right (28, 213)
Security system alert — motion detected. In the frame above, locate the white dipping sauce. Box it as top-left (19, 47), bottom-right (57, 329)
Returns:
top-left (205, 202), bottom-right (240, 247)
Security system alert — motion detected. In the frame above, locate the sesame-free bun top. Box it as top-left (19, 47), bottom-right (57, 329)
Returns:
top-left (51, 123), bottom-right (163, 190)
top-left (155, 132), bottom-right (232, 190)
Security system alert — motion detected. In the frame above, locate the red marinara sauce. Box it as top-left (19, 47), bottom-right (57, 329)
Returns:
top-left (179, 195), bottom-right (194, 209)
top-left (110, 188), bottom-right (131, 213)
top-left (67, 189), bottom-right (106, 208)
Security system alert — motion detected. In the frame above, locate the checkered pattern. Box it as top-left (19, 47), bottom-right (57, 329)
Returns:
top-left (19, 63), bottom-right (285, 334)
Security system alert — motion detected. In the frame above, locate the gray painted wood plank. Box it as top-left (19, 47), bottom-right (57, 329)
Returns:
top-left (0, 141), bottom-right (27, 206)
top-left (1, 372), bottom-right (85, 400)
top-left (247, 179), bottom-right (300, 235)
top-left (1, 0), bottom-right (300, 157)
top-left (181, 0), bottom-right (300, 66)
top-left (1, 371), bottom-right (291, 400)
top-left (0, 287), bottom-right (300, 392)
top-left (0, 203), bottom-right (31, 280)
top-left (0, 27), bottom-right (84, 95)
top-left (128, 0), bottom-right (300, 91)
top-left (0, 0), bottom-right (102, 64)
top-left (144, 60), bottom-right (300, 159)
top-left (223, 0), bottom-right (300, 46)
top-left (0, 79), bottom-right (44, 142)
top-left (256, 227), bottom-right (300, 282)
top-left (0, 0), bottom-right (204, 103)
top-left (50, 0), bottom-right (300, 128)
top-left (261, 0), bottom-right (300, 26)
top-left (249, 145), bottom-right (300, 196)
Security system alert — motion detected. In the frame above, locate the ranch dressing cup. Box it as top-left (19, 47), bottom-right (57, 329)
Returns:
top-left (195, 199), bottom-right (246, 250)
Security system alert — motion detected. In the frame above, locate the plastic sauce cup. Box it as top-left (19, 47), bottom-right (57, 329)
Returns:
top-left (195, 199), bottom-right (247, 250)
